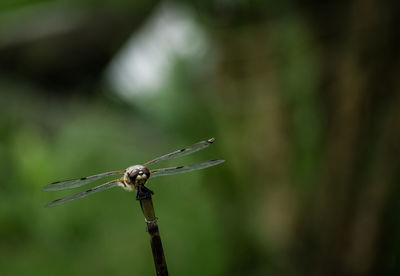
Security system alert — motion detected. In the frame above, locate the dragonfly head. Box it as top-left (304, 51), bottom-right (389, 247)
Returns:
top-left (126, 165), bottom-right (150, 187)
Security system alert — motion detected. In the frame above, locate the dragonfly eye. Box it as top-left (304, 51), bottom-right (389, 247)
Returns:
top-left (142, 168), bottom-right (150, 178)
top-left (128, 172), bottom-right (138, 182)
top-left (128, 168), bottom-right (150, 183)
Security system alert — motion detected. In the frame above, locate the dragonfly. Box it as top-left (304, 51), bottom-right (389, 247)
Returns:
top-left (44, 138), bottom-right (224, 207)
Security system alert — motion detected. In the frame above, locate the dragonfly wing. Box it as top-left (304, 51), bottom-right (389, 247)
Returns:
top-left (150, 159), bottom-right (225, 178)
top-left (143, 138), bottom-right (216, 167)
top-left (45, 179), bottom-right (123, 208)
top-left (43, 170), bottom-right (125, 191)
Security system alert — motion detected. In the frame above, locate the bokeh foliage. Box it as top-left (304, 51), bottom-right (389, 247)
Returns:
top-left (1, 1), bottom-right (399, 275)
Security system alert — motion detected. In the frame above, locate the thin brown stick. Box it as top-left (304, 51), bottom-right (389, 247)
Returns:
top-left (138, 195), bottom-right (168, 276)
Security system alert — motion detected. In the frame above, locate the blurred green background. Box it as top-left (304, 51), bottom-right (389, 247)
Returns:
top-left (0, 0), bottom-right (399, 275)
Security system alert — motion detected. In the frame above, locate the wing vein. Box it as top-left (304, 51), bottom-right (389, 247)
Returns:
top-left (143, 138), bottom-right (216, 167)
top-left (43, 170), bottom-right (125, 191)
top-left (45, 180), bottom-right (122, 207)
top-left (150, 159), bottom-right (225, 178)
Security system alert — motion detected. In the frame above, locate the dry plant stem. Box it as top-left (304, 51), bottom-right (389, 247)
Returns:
top-left (138, 195), bottom-right (168, 276)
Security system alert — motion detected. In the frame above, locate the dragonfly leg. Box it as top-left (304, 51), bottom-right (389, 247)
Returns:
top-left (136, 185), bottom-right (154, 200)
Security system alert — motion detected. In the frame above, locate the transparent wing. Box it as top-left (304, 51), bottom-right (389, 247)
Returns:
top-left (143, 138), bottom-right (216, 167)
top-left (150, 159), bottom-right (225, 178)
top-left (45, 179), bottom-right (123, 208)
top-left (43, 170), bottom-right (125, 191)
